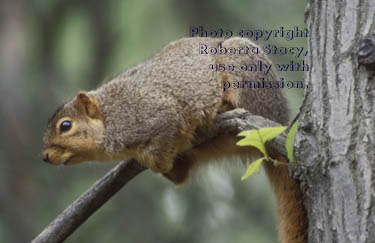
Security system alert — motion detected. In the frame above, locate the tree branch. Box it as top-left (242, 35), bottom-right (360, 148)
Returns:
top-left (32, 159), bottom-right (146, 243)
top-left (32, 108), bottom-right (288, 243)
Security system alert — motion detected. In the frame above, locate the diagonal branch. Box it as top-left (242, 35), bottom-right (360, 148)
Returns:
top-left (31, 108), bottom-right (288, 243)
top-left (32, 159), bottom-right (146, 243)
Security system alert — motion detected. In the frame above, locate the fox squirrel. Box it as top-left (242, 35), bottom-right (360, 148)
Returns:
top-left (42, 37), bottom-right (307, 243)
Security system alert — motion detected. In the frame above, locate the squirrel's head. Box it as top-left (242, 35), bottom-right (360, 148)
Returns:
top-left (41, 92), bottom-right (105, 166)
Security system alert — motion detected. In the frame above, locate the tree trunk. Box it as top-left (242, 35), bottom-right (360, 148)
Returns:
top-left (296, 0), bottom-right (375, 242)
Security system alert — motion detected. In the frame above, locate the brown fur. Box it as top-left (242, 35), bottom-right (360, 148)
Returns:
top-left (264, 149), bottom-right (308, 243)
top-left (42, 37), bottom-right (307, 243)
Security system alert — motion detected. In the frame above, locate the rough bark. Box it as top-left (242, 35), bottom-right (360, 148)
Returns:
top-left (31, 109), bottom-right (290, 243)
top-left (295, 1), bottom-right (375, 242)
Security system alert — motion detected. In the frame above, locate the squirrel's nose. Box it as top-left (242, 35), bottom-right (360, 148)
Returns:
top-left (42, 152), bottom-right (50, 162)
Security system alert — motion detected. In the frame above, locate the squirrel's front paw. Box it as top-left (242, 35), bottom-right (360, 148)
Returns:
top-left (163, 154), bottom-right (194, 184)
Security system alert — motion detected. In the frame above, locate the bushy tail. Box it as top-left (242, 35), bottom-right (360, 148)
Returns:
top-left (219, 37), bottom-right (307, 243)
top-left (264, 149), bottom-right (308, 243)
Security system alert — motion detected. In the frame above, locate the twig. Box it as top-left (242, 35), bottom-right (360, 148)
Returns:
top-left (32, 159), bottom-right (146, 243)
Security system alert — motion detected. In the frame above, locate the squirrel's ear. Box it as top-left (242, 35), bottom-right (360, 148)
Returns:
top-left (75, 92), bottom-right (102, 120)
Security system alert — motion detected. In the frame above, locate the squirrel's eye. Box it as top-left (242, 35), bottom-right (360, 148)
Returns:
top-left (59, 120), bottom-right (72, 133)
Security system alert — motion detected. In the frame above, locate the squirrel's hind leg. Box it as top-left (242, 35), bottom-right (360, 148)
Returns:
top-left (163, 153), bottom-right (196, 184)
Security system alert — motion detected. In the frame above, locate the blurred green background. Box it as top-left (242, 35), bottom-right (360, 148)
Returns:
top-left (0, 0), bottom-right (306, 242)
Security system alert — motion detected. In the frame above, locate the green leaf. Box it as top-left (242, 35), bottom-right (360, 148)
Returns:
top-left (257, 126), bottom-right (287, 142)
top-left (273, 160), bottom-right (279, 167)
top-left (237, 130), bottom-right (267, 156)
top-left (237, 127), bottom-right (287, 157)
top-left (285, 121), bottom-right (299, 163)
top-left (241, 158), bottom-right (265, 180)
